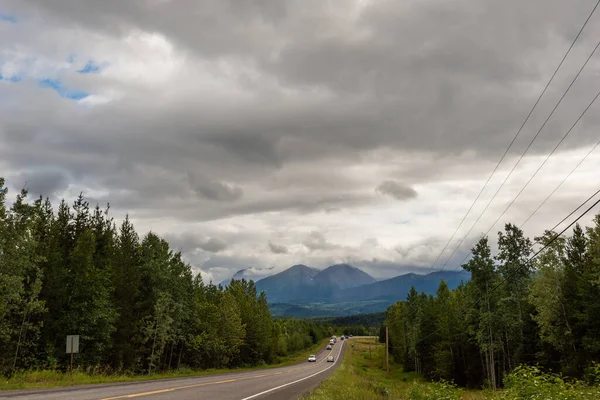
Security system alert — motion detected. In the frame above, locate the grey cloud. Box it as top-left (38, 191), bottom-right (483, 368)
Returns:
top-left (11, 168), bottom-right (70, 198)
top-left (303, 231), bottom-right (338, 251)
top-left (187, 173), bottom-right (243, 202)
top-left (89, 180), bottom-right (373, 221)
top-left (203, 133), bottom-right (282, 168)
top-left (164, 232), bottom-right (228, 253)
top-left (2, 0), bottom-right (600, 279)
top-left (268, 241), bottom-right (288, 254)
top-left (200, 254), bottom-right (266, 283)
top-left (6, 0), bottom-right (599, 163)
top-left (199, 237), bottom-right (228, 253)
top-left (376, 180), bottom-right (417, 201)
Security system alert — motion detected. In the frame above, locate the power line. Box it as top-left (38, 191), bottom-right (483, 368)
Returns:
top-left (481, 90), bottom-right (600, 235)
top-left (440, 87), bottom-right (600, 271)
top-left (425, 0), bottom-right (600, 274)
top-left (417, 190), bottom-right (600, 345)
top-left (453, 141), bottom-right (600, 271)
top-left (391, 1), bottom-right (600, 327)
top-left (438, 40), bottom-right (600, 273)
top-left (520, 139), bottom-right (600, 229)
top-left (536, 187), bottom-right (600, 239)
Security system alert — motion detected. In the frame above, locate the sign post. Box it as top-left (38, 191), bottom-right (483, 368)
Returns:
top-left (66, 335), bottom-right (79, 374)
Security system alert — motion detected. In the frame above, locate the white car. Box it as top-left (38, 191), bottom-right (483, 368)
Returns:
top-left (326, 345), bottom-right (332, 350)
top-left (308, 355), bottom-right (316, 362)
top-left (327, 355), bottom-right (334, 362)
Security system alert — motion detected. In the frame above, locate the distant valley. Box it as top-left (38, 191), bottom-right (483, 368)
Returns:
top-left (220, 263), bottom-right (471, 316)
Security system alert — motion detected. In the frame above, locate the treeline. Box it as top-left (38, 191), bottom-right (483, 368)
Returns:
top-left (383, 219), bottom-right (600, 389)
top-left (310, 312), bottom-right (385, 328)
top-left (0, 178), bottom-right (334, 376)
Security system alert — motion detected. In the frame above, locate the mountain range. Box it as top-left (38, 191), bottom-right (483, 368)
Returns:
top-left (254, 264), bottom-right (377, 303)
top-left (221, 264), bottom-right (471, 316)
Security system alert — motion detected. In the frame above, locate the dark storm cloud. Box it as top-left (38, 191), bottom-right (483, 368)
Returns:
top-left (376, 180), bottom-right (418, 201)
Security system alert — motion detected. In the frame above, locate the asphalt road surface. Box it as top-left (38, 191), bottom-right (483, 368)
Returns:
top-left (0, 339), bottom-right (349, 400)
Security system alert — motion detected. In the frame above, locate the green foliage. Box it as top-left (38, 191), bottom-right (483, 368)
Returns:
top-left (0, 177), bottom-right (349, 378)
top-left (501, 365), bottom-right (599, 400)
top-left (384, 218), bottom-right (600, 390)
top-left (308, 312), bottom-right (385, 327)
top-left (407, 380), bottom-right (462, 400)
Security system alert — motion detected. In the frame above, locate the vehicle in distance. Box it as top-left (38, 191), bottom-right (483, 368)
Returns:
top-left (308, 355), bottom-right (316, 362)
top-left (326, 345), bottom-right (332, 350)
top-left (329, 339), bottom-right (335, 345)
top-left (340, 336), bottom-right (345, 340)
top-left (327, 355), bottom-right (334, 362)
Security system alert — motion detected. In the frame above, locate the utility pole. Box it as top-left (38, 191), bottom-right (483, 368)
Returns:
top-left (386, 326), bottom-right (389, 378)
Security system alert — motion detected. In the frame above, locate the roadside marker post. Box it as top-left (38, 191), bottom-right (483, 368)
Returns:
top-left (66, 335), bottom-right (79, 374)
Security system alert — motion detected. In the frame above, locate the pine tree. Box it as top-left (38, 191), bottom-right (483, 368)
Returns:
top-left (111, 215), bottom-right (143, 371)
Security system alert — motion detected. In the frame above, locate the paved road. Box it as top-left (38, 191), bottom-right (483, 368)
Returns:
top-left (0, 339), bottom-right (348, 400)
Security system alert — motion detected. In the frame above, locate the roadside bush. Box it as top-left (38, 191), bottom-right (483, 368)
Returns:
top-left (407, 379), bottom-right (462, 400)
top-left (501, 365), bottom-right (599, 400)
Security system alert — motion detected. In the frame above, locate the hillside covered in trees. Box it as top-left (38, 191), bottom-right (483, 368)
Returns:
top-left (383, 219), bottom-right (600, 389)
top-left (0, 178), bottom-right (342, 376)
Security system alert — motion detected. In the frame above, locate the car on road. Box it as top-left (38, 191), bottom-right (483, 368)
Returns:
top-left (326, 345), bottom-right (332, 350)
top-left (308, 354), bottom-right (316, 362)
top-left (329, 339), bottom-right (335, 345)
top-left (327, 355), bottom-right (334, 362)
top-left (340, 336), bottom-right (345, 340)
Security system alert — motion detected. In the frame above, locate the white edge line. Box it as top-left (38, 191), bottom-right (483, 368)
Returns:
top-left (239, 341), bottom-right (345, 400)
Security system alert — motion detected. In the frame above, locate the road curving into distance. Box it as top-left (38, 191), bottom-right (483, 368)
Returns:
top-left (0, 337), bottom-right (357, 400)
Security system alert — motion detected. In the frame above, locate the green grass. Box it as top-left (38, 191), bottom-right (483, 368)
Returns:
top-left (301, 338), bottom-right (600, 399)
top-left (300, 337), bottom-right (494, 400)
top-left (0, 338), bottom-right (330, 391)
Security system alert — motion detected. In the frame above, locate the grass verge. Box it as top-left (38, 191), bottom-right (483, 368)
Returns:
top-left (300, 337), bottom-right (494, 400)
top-left (0, 338), bottom-right (330, 391)
top-left (301, 338), bottom-right (600, 399)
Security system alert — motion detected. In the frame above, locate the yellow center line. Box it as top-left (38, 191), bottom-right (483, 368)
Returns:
top-left (100, 344), bottom-right (341, 400)
top-left (100, 375), bottom-right (280, 400)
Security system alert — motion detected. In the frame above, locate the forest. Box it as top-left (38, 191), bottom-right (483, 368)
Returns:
top-left (309, 312), bottom-right (385, 329)
top-left (382, 218), bottom-right (600, 389)
top-left (0, 178), bottom-right (341, 376)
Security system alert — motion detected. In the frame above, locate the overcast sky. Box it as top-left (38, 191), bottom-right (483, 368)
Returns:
top-left (2, 0), bottom-right (600, 284)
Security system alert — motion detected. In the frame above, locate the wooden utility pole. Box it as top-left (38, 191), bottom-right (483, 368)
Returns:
top-left (385, 326), bottom-right (389, 378)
